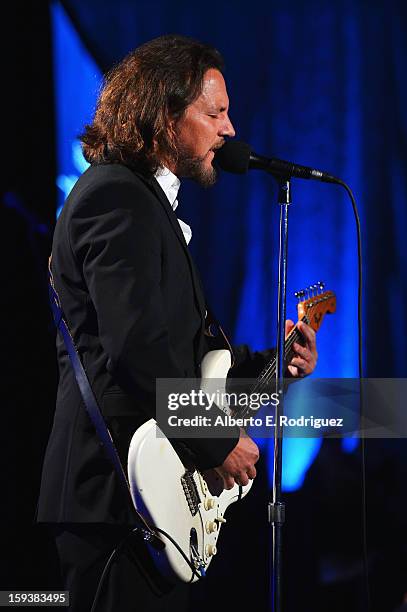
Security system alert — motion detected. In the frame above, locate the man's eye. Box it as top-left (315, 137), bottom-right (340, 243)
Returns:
top-left (208, 114), bottom-right (218, 118)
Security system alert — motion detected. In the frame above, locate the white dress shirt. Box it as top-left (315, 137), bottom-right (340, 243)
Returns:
top-left (154, 167), bottom-right (192, 245)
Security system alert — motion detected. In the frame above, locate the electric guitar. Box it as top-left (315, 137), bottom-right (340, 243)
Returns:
top-left (127, 283), bottom-right (336, 582)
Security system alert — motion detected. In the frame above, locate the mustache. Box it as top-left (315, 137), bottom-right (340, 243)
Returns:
top-left (211, 139), bottom-right (225, 151)
top-left (174, 138), bottom-right (226, 161)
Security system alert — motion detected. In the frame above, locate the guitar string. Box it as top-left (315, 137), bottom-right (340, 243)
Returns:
top-left (252, 314), bottom-right (311, 393)
top-left (235, 317), bottom-right (308, 419)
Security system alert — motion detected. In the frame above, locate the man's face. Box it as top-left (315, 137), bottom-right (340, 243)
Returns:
top-left (172, 68), bottom-right (235, 187)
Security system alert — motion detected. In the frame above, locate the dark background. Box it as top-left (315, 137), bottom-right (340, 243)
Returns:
top-left (2, 1), bottom-right (407, 610)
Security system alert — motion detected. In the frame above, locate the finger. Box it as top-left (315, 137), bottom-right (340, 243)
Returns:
top-left (290, 356), bottom-right (311, 374)
top-left (222, 475), bottom-right (235, 490)
top-left (285, 319), bottom-right (295, 338)
top-left (246, 465), bottom-right (257, 480)
top-left (297, 321), bottom-right (316, 350)
top-left (292, 344), bottom-right (317, 372)
top-left (293, 342), bottom-right (311, 359)
top-left (235, 472), bottom-right (249, 487)
top-left (287, 364), bottom-right (299, 377)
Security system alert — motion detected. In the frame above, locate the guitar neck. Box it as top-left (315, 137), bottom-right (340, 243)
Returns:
top-left (233, 287), bottom-right (335, 417)
top-left (251, 314), bottom-right (310, 395)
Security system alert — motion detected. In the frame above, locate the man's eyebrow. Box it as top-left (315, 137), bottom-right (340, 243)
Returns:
top-left (208, 104), bottom-right (228, 113)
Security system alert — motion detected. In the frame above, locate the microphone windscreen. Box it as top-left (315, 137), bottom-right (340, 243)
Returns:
top-left (214, 140), bottom-right (251, 174)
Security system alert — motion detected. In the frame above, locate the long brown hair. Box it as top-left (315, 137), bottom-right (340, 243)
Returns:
top-left (81, 35), bottom-right (224, 174)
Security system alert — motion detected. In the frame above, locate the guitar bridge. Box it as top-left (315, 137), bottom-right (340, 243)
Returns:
top-left (181, 471), bottom-right (200, 516)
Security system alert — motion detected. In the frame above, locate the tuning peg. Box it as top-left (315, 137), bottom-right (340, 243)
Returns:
top-left (317, 281), bottom-right (325, 293)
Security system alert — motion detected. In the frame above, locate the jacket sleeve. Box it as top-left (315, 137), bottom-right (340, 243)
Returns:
top-left (69, 178), bottom-right (239, 468)
top-left (230, 344), bottom-right (276, 378)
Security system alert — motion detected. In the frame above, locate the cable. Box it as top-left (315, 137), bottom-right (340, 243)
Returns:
top-left (335, 180), bottom-right (363, 380)
top-left (90, 525), bottom-right (203, 611)
top-left (90, 530), bottom-right (132, 612)
top-left (335, 178), bottom-right (370, 612)
top-left (245, 177), bottom-right (368, 609)
top-left (152, 526), bottom-right (204, 581)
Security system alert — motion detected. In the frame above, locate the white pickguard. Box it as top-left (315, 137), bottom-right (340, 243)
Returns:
top-left (127, 349), bottom-right (253, 582)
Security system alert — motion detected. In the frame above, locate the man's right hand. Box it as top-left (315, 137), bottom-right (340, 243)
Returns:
top-left (214, 432), bottom-right (259, 490)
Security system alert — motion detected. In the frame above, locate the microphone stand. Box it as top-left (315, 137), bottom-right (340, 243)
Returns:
top-left (269, 177), bottom-right (291, 612)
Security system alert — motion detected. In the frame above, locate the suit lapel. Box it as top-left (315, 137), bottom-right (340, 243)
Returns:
top-left (141, 174), bottom-right (207, 323)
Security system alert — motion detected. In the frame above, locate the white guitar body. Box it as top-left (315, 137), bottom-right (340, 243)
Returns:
top-left (127, 350), bottom-right (253, 582)
top-left (127, 287), bottom-right (336, 582)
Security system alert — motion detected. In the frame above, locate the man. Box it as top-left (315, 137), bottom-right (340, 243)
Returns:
top-left (38, 35), bottom-right (317, 611)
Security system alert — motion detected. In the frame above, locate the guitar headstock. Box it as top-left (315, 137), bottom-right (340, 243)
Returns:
top-left (295, 282), bottom-right (336, 332)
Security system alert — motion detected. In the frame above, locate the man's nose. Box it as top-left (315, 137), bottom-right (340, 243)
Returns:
top-left (220, 114), bottom-right (236, 138)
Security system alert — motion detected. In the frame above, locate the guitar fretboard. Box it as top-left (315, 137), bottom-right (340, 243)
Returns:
top-left (234, 315), bottom-right (310, 419)
top-left (254, 314), bottom-right (310, 393)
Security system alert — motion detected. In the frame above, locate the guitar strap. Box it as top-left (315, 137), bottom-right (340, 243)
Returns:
top-left (47, 256), bottom-right (164, 551)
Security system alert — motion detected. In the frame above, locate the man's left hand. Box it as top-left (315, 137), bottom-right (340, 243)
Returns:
top-left (285, 320), bottom-right (318, 377)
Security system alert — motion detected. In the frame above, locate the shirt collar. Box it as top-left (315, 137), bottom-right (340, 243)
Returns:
top-left (154, 167), bottom-right (181, 211)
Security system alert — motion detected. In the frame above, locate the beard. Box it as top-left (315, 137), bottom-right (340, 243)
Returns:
top-left (175, 147), bottom-right (219, 188)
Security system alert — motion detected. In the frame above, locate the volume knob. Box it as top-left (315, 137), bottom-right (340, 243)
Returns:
top-left (205, 521), bottom-right (218, 534)
top-left (204, 497), bottom-right (217, 511)
top-left (206, 544), bottom-right (217, 557)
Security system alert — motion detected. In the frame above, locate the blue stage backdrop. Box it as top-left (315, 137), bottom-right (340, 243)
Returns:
top-left (51, 1), bottom-right (98, 215)
top-left (51, 0), bottom-right (407, 491)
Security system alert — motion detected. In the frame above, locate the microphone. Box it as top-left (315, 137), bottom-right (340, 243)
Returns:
top-left (214, 140), bottom-right (339, 184)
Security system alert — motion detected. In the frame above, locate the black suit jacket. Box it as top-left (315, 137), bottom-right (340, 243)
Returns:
top-left (37, 163), bottom-right (272, 524)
